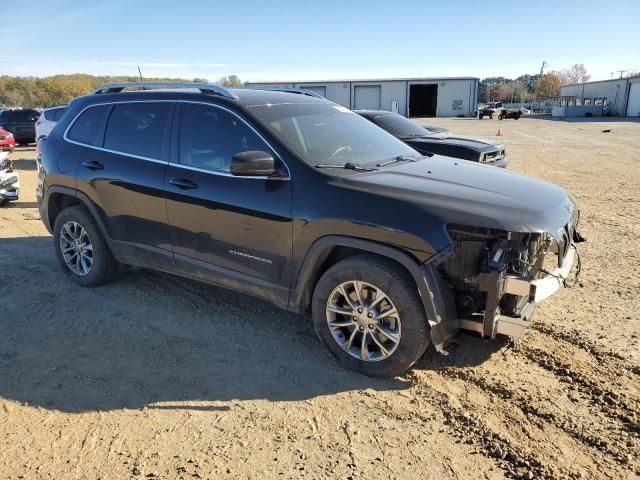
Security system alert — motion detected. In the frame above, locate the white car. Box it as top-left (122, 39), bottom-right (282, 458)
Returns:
top-left (520, 106), bottom-right (532, 115)
top-left (35, 105), bottom-right (66, 141)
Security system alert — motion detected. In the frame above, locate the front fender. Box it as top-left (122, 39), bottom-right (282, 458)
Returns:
top-left (289, 234), bottom-right (458, 350)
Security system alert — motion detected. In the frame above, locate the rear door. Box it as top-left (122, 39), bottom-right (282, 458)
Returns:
top-left (73, 101), bottom-right (175, 269)
top-left (164, 102), bottom-right (293, 301)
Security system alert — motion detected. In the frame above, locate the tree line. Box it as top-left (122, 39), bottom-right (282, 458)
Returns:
top-left (0, 74), bottom-right (243, 109)
top-left (479, 64), bottom-right (592, 103)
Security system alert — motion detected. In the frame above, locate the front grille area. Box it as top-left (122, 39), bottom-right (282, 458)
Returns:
top-left (483, 150), bottom-right (505, 163)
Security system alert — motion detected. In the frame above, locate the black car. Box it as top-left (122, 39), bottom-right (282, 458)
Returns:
top-left (357, 110), bottom-right (508, 168)
top-left (0, 108), bottom-right (40, 145)
top-left (37, 83), bottom-right (582, 377)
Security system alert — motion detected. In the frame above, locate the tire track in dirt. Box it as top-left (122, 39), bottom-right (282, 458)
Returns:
top-left (436, 366), bottom-right (637, 474)
top-left (409, 373), bottom-right (566, 480)
top-left (514, 341), bottom-right (639, 438)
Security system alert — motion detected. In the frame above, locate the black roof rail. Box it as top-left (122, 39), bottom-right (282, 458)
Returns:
top-left (92, 82), bottom-right (238, 99)
top-left (250, 86), bottom-right (325, 99)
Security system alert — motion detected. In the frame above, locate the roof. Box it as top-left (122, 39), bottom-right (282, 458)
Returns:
top-left (560, 75), bottom-right (640, 88)
top-left (247, 76), bottom-right (479, 84)
top-left (79, 86), bottom-right (329, 109)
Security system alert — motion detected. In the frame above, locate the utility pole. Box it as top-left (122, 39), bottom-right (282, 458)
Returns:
top-left (533, 61), bottom-right (548, 112)
top-left (138, 66), bottom-right (144, 82)
top-left (616, 70), bottom-right (628, 79)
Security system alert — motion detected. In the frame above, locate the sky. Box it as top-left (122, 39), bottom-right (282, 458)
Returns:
top-left (2, 0), bottom-right (639, 83)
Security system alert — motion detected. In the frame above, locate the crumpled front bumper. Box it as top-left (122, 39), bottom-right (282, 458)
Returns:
top-left (460, 243), bottom-right (578, 340)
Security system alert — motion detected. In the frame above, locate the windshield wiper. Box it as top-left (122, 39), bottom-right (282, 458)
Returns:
top-left (376, 154), bottom-right (424, 167)
top-left (315, 162), bottom-right (378, 172)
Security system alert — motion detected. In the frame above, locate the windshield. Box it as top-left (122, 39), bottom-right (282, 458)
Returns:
top-left (248, 103), bottom-right (418, 166)
top-left (371, 113), bottom-right (430, 138)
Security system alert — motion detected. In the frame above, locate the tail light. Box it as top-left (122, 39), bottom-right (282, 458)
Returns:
top-left (36, 136), bottom-right (46, 159)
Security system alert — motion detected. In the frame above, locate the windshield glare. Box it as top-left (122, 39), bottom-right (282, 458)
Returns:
top-left (372, 113), bottom-right (431, 138)
top-left (248, 103), bottom-right (418, 166)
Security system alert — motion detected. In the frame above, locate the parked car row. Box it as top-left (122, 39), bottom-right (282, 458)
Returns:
top-left (0, 104), bottom-right (66, 145)
top-left (37, 83), bottom-right (583, 377)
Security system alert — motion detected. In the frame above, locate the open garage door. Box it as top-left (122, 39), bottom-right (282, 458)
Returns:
top-left (627, 82), bottom-right (640, 117)
top-left (301, 86), bottom-right (327, 98)
top-left (409, 84), bottom-right (438, 117)
top-left (354, 85), bottom-right (381, 110)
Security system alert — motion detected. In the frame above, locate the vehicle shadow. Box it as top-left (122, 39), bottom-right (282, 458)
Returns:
top-left (414, 333), bottom-right (509, 372)
top-left (8, 158), bottom-right (37, 171)
top-left (4, 201), bottom-right (38, 209)
top-left (0, 236), bottom-right (420, 413)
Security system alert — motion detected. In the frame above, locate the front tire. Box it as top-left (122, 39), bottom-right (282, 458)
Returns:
top-left (53, 206), bottom-right (117, 287)
top-left (312, 255), bottom-right (430, 377)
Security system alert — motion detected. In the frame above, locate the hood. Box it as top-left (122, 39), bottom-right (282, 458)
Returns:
top-left (343, 155), bottom-right (574, 241)
top-left (407, 133), bottom-right (502, 153)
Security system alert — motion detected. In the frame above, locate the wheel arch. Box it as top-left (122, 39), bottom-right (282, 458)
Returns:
top-left (290, 235), bottom-right (438, 313)
top-left (45, 186), bottom-right (110, 241)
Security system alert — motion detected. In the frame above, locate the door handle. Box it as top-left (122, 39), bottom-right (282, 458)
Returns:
top-left (82, 160), bottom-right (104, 170)
top-left (169, 178), bottom-right (198, 190)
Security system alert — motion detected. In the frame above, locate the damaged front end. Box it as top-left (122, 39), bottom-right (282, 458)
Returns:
top-left (433, 212), bottom-right (585, 343)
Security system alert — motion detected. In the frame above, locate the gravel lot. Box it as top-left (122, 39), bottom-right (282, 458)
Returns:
top-left (1, 117), bottom-right (639, 479)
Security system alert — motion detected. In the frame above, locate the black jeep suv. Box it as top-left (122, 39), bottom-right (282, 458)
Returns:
top-left (37, 83), bottom-right (583, 377)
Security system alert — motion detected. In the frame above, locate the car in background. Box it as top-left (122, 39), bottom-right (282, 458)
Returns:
top-left (0, 127), bottom-right (16, 152)
top-left (356, 110), bottom-right (509, 168)
top-left (520, 106), bottom-right (532, 115)
top-left (477, 102), bottom-right (502, 119)
top-left (0, 108), bottom-right (40, 145)
top-left (36, 105), bottom-right (67, 141)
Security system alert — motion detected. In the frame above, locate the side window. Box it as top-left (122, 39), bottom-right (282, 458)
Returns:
top-left (53, 108), bottom-right (66, 121)
top-left (67, 105), bottom-right (111, 146)
top-left (104, 103), bottom-right (171, 159)
top-left (178, 103), bottom-right (269, 173)
top-left (43, 110), bottom-right (56, 121)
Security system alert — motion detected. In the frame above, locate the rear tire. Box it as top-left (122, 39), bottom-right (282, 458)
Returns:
top-left (53, 206), bottom-right (118, 287)
top-left (312, 254), bottom-right (430, 377)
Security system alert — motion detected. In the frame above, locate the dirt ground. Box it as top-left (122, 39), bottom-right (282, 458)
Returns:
top-left (1, 117), bottom-right (639, 480)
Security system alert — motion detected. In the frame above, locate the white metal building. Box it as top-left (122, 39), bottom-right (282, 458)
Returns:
top-left (559, 76), bottom-right (640, 117)
top-left (245, 77), bottom-right (479, 118)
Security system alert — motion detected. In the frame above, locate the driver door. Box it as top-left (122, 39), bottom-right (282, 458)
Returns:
top-left (164, 103), bottom-right (293, 301)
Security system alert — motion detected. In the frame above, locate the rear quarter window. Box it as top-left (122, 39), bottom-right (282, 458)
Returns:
top-left (44, 108), bottom-right (65, 122)
top-left (67, 105), bottom-right (111, 146)
top-left (53, 108), bottom-right (67, 121)
top-left (103, 103), bottom-right (171, 159)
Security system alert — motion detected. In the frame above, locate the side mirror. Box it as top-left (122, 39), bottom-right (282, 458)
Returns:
top-left (230, 150), bottom-right (276, 177)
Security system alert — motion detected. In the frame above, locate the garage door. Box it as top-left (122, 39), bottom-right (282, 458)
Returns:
top-left (627, 82), bottom-right (640, 117)
top-left (354, 85), bottom-right (381, 110)
top-left (301, 86), bottom-right (326, 98)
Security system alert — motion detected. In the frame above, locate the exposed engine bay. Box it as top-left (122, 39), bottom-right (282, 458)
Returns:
top-left (438, 220), bottom-right (585, 339)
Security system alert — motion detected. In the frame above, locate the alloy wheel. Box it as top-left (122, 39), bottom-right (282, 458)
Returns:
top-left (325, 280), bottom-right (401, 362)
top-left (59, 221), bottom-right (94, 276)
